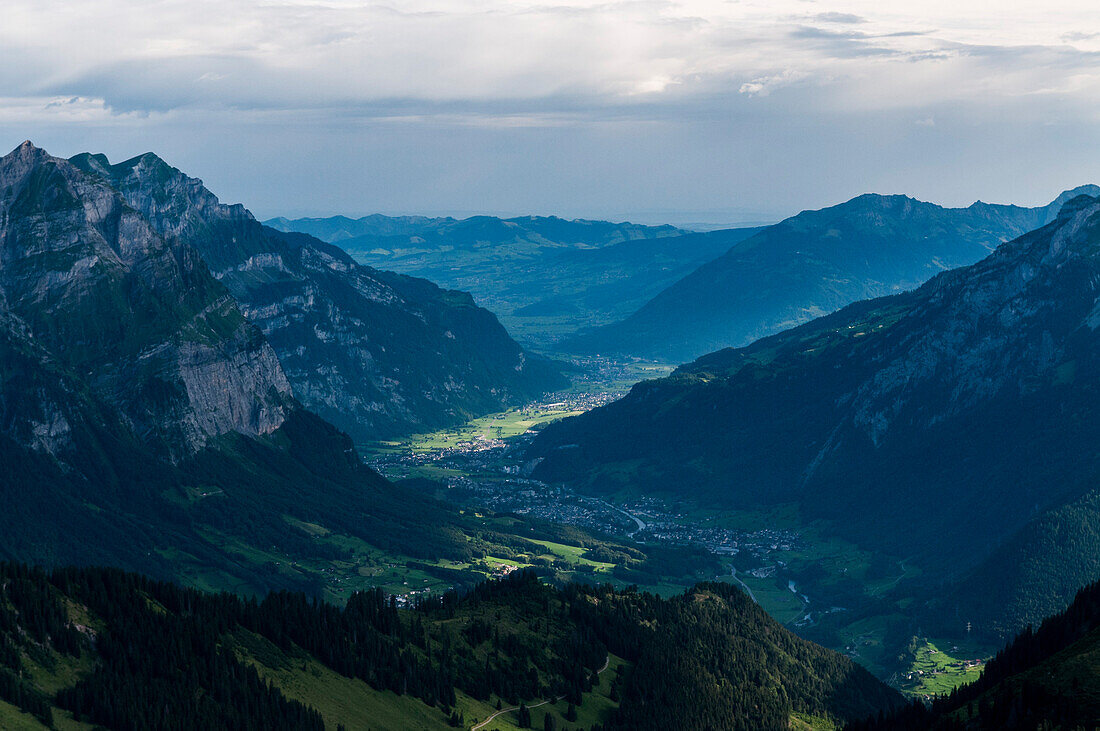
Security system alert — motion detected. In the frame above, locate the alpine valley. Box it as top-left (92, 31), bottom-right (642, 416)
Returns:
top-left (2, 138), bottom-right (1099, 730)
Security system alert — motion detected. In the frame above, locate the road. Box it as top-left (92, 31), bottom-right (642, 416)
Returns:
top-left (595, 499), bottom-right (646, 534)
top-left (470, 654), bottom-right (610, 731)
top-left (729, 567), bottom-right (757, 603)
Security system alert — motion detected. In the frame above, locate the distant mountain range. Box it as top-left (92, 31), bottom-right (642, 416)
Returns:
top-left (531, 191), bottom-right (1100, 638)
top-left (72, 153), bottom-right (564, 443)
top-left (266, 213), bottom-right (761, 347)
top-left (567, 188), bottom-right (1100, 362)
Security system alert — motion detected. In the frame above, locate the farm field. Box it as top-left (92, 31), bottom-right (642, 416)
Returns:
top-left (366, 405), bottom-right (586, 455)
top-left (899, 639), bottom-right (986, 697)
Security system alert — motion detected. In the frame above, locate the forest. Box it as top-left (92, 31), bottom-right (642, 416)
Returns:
top-left (0, 563), bottom-right (899, 730)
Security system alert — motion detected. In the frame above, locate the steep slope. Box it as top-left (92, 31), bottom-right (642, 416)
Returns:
top-left (935, 489), bottom-right (1100, 638)
top-left (849, 580), bottom-right (1100, 730)
top-left (0, 142), bottom-right (475, 593)
top-left (571, 189), bottom-right (1100, 361)
top-left (0, 565), bottom-right (901, 731)
top-left (267, 213), bottom-right (745, 347)
top-left (532, 193), bottom-right (1100, 633)
top-left (71, 153), bottom-right (565, 443)
top-left (0, 141), bottom-right (292, 460)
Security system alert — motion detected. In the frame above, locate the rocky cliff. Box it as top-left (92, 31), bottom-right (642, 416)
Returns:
top-left (0, 142), bottom-right (292, 461)
top-left (71, 151), bottom-right (565, 443)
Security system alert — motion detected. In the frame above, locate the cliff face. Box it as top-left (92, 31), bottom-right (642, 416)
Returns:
top-left (0, 142), bottom-right (292, 461)
top-left (72, 151), bottom-right (565, 443)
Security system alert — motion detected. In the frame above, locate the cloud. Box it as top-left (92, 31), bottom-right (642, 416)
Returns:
top-left (0, 0), bottom-right (1096, 121)
top-left (739, 70), bottom-right (808, 96)
top-left (2, 1), bottom-right (1098, 223)
top-left (812, 12), bottom-right (866, 24)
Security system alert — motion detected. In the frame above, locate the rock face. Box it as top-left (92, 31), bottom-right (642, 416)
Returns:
top-left (570, 189), bottom-right (1100, 362)
top-left (0, 142), bottom-right (474, 589)
top-left (0, 142), bottom-right (292, 461)
top-left (531, 194), bottom-right (1100, 628)
top-left (71, 152), bottom-right (565, 443)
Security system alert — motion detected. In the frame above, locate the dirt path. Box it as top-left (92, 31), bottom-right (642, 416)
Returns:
top-left (470, 654), bottom-right (611, 730)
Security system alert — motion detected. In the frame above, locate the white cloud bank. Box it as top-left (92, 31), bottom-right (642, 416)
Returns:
top-left (1, 0), bottom-right (1098, 220)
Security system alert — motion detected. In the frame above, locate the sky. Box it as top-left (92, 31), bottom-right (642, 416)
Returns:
top-left (1, 0), bottom-right (1098, 224)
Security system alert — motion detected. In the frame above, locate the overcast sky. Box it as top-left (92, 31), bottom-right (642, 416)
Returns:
top-left (2, 0), bottom-right (1098, 224)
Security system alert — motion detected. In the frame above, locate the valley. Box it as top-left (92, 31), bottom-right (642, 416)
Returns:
top-left (362, 356), bottom-right (997, 698)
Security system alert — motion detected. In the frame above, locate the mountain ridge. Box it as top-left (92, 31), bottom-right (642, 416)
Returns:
top-left (566, 187), bottom-right (1100, 361)
top-left (265, 211), bottom-right (759, 346)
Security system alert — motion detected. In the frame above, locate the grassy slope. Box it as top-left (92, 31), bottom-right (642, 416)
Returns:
top-left (458, 654), bottom-right (625, 731)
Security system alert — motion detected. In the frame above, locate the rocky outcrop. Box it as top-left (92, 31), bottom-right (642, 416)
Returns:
top-left (0, 142), bottom-right (292, 461)
top-left (71, 151), bottom-right (565, 443)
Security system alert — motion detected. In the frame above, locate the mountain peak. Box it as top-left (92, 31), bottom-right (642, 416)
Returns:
top-left (4, 140), bottom-right (49, 166)
top-left (1054, 193), bottom-right (1100, 224)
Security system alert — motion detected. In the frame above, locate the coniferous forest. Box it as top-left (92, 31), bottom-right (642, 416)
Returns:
top-left (0, 563), bottom-right (900, 730)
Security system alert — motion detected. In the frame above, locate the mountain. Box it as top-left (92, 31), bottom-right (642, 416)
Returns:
top-left (0, 141), bottom-right (292, 460)
top-left (266, 213), bottom-right (761, 347)
top-left (567, 189), bottom-right (1100, 362)
top-left (849, 579), bottom-right (1100, 730)
top-left (70, 154), bottom-right (565, 444)
top-left (530, 192), bottom-right (1100, 636)
top-left (0, 565), bottom-right (901, 731)
top-left (0, 141), bottom-right (488, 593)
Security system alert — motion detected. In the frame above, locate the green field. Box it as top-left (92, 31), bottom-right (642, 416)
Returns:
top-left (899, 640), bottom-right (985, 697)
top-left (365, 405), bottom-right (586, 456)
top-left (246, 646), bottom-right (456, 730)
top-left (729, 572), bottom-right (807, 625)
top-left (790, 711), bottom-right (838, 730)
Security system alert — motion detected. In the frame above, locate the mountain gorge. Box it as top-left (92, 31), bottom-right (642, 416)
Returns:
top-left (71, 152), bottom-right (564, 443)
top-left (570, 189), bottom-right (1100, 361)
top-left (532, 192), bottom-right (1100, 637)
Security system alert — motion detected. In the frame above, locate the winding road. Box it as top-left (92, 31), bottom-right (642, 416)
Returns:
top-left (470, 654), bottom-right (611, 731)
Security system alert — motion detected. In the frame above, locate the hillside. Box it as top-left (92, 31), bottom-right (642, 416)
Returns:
top-left (531, 192), bottom-right (1100, 637)
top-left (0, 564), bottom-right (901, 731)
top-left (849, 579), bottom-right (1100, 730)
top-left (568, 188), bottom-right (1100, 362)
top-left (71, 153), bottom-right (565, 443)
top-left (266, 213), bottom-right (760, 347)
